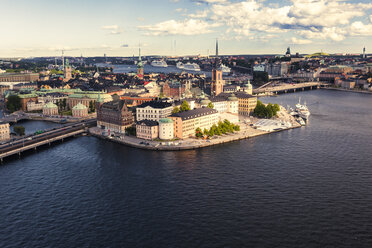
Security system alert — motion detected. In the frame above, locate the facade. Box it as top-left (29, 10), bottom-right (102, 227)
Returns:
top-left (0, 122), bottom-right (10, 141)
top-left (209, 93), bottom-right (239, 114)
top-left (170, 108), bottom-right (219, 139)
top-left (64, 59), bottom-right (72, 82)
top-left (159, 118), bottom-right (174, 140)
top-left (0, 73), bottom-right (39, 83)
top-left (219, 92), bottom-right (257, 116)
top-left (72, 103), bottom-right (88, 118)
top-left (120, 94), bottom-right (156, 106)
top-left (26, 100), bottom-right (44, 112)
top-left (136, 120), bottom-right (158, 140)
top-left (97, 100), bottom-right (134, 134)
top-left (68, 91), bottom-right (112, 109)
top-left (42, 102), bottom-right (58, 116)
top-left (136, 101), bottom-right (173, 122)
top-left (162, 81), bottom-right (186, 98)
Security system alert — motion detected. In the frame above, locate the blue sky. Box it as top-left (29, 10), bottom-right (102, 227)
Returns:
top-left (0, 0), bottom-right (371, 57)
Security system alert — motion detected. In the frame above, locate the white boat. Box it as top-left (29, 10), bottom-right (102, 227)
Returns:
top-left (221, 64), bottom-right (231, 73)
top-left (295, 97), bottom-right (310, 120)
top-left (176, 62), bottom-right (184, 69)
top-left (296, 117), bottom-right (306, 126)
top-left (151, 60), bottom-right (168, 67)
top-left (183, 62), bottom-right (200, 71)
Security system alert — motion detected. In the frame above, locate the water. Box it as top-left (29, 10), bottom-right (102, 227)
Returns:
top-left (104, 64), bottom-right (213, 77)
top-left (10, 120), bottom-right (62, 135)
top-left (1, 89), bottom-right (372, 247)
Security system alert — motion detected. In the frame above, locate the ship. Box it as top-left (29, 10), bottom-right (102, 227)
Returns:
top-left (221, 64), bottom-right (231, 73)
top-left (295, 97), bottom-right (310, 120)
top-left (183, 62), bottom-right (201, 71)
top-left (176, 62), bottom-right (184, 69)
top-left (151, 60), bottom-right (168, 67)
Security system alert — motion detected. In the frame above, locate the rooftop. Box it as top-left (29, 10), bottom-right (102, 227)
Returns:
top-left (137, 101), bottom-right (172, 109)
top-left (171, 107), bottom-right (218, 121)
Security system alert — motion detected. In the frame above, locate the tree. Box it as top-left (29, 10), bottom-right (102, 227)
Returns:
top-left (253, 71), bottom-right (269, 86)
top-left (13, 125), bottom-right (25, 136)
top-left (253, 100), bottom-right (280, 118)
top-left (234, 125), bottom-right (240, 131)
top-left (180, 100), bottom-right (191, 112)
top-left (203, 128), bottom-right (209, 136)
top-left (89, 101), bottom-right (95, 113)
top-left (6, 95), bottom-right (21, 113)
top-left (172, 106), bottom-right (180, 114)
top-left (195, 127), bottom-right (203, 138)
top-left (207, 102), bottom-right (214, 109)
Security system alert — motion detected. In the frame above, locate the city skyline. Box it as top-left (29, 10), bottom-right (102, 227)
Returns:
top-left (0, 0), bottom-right (371, 57)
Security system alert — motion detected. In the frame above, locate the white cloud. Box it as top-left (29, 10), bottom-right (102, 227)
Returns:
top-left (138, 19), bottom-right (219, 36)
top-left (169, 0), bottom-right (179, 2)
top-left (348, 21), bottom-right (372, 36)
top-left (188, 10), bottom-right (209, 18)
top-left (291, 37), bottom-right (312, 44)
top-left (175, 8), bottom-right (187, 13)
top-left (101, 25), bottom-right (123, 35)
top-left (194, 0), bottom-right (227, 3)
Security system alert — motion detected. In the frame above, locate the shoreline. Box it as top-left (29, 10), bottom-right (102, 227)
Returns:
top-left (89, 123), bottom-right (301, 151)
top-left (322, 87), bottom-right (372, 94)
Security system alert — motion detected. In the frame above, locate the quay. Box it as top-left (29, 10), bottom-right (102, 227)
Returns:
top-left (0, 119), bottom-right (96, 162)
top-left (253, 82), bottom-right (328, 95)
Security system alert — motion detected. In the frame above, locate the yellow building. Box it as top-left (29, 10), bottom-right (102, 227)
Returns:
top-left (136, 120), bottom-right (158, 140)
top-left (170, 108), bottom-right (219, 139)
top-left (219, 92), bottom-right (257, 116)
top-left (0, 122), bottom-right (10, 141)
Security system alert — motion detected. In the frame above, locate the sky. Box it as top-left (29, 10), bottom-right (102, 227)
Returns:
top-left (0, 0), bottom-right (371, 57)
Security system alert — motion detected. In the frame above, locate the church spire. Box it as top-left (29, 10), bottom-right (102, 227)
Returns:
top-left (216, 38), bottom-right (219, 58)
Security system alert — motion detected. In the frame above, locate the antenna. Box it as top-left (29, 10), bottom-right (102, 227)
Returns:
top-left (216, 38), bottom-right (219, 57)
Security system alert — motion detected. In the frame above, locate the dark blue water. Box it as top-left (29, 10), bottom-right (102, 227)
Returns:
top-left (1, 89), bottom-right (372, 247)
top-left (10, 121), bottom-right (62, 135)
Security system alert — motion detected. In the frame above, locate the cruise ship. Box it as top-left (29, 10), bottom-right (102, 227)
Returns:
top-left (221, 64), bottom-right (231, 73)
top-left (176, 62), bottom-right (184, 69)
top-left (183, 62), bottom-right (201, 71)
top-left (151, 60), bottom-right (168, 67)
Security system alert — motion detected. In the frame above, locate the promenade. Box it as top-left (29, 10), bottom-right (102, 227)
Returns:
top-left (89, 110), bottom-right (301, 151)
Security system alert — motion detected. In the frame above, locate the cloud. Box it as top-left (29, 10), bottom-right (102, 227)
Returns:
top-left (291, 37), bottom-right (312, 44)
top-left (138, 19), bottom-right (219, 36)
top-left (169, 0), bottom-right (179, 2)
top-left (188, 10), bottom-right (209, 18)
top-left (101, 25), bottom-right (123, 35)
top-left (193, 0), bottom-right (227, 4)
top-left (175, 8), bottom-right (187, 13)
top-left (348, 21), bottom-right (372, 36)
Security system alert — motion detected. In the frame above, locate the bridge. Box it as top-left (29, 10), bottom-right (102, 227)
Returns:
top-left (0, 112), bottom-right (31, 123)
top-left (0, 119), bottom-right (96, 162)
top-left (253, 82), bottom-right (328, 95)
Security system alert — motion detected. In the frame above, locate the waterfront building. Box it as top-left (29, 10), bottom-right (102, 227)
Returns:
top-left (218, 91), bottom-right (257, 116)
top-left (97, 99), bottom-right (134, 134)
top-left (72, 103), bottom-right (88, 118)
top-left (42, 102), bottom-right (58, 116)
top-left (0, 122), bottom-right (10, 141)
top-left (136, 120), bottom-right (158, 140)
top-left (136, 101), bottom-right (173, 122)
top-left (159, 118), bottom-right (174, 140)
top-left (17, 93), bottom-right (39, 111)
top-left (170, 107), bottom-right (219, 139)
top-left (209, 93), bottom-right (239, 114)
top-left (26, 99), bottom-right (44, 112)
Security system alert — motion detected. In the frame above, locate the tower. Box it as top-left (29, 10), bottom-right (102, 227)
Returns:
top-left (211, 39), bottom-right (224, 96)
top-left (137, 47), bottom-right (144, 79)
top-left (363, 47), bottom-right (366, 59)
top-left (285, 47), bottom-right (291, 57)
top-left (63, 58), bottom-right (72, 82)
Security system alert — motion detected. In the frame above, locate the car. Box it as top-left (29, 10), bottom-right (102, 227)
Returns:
top-left (26, 137), bottom-right (32, 141)
top-left (139, 141), bottom-right (144, 144)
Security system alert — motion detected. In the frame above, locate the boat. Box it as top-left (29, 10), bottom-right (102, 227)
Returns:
top-left (296, 117), bottom-right (306, 126)
top-left (151, 60), bottom-right (168, 67)
top-left (176, 62), bottom-right (184, 69)
top-left (183, 62), bottom-right (201, 71)
top-left (295, 97), bottom-right (310, 120)
top-left (221, 64), bottom-right (231, 73)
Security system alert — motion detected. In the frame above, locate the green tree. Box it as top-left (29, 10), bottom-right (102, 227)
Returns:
top-left (172, 106), bottom-right (180, 114)
top-left (13, 125), bottom-right (25, 136)
top-left (180, 100), bottom-right (191, 112)
top-left (6, 95), bottom-right (22, 113)
top-left (195, 127), bottom-right (203, 138)
top-left (234, 125), bottom-right (240, 131)
top-left (203, 128), bottom-right (209, 136)
top-left (253, 100), bottom-right (280, 118)
top-left (207, 102), bottom-right (214, 109)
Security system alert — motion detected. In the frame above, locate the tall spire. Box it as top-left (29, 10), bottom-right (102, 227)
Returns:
top-left (216, 38), bottom-right (219, 57)
top-left (139, 47), bottom-right (142, 61)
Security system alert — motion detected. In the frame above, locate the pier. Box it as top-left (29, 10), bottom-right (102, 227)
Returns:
top-left (253, 82), bottom-right (328, 95)
top-left (0, 119), bottom-right (96, 162)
